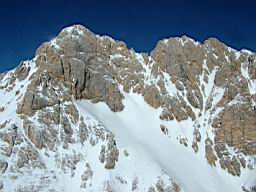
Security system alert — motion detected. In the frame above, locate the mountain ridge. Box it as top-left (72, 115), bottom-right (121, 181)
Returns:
top-left (0, 24), bottom-right (255, 192)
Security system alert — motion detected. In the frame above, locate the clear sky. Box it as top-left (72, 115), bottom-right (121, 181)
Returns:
top-left (0, 0), bottom-right (255, 72)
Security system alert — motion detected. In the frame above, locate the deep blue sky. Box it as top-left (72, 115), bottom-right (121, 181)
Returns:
top-left (0, 0), bottom-right (255, 72)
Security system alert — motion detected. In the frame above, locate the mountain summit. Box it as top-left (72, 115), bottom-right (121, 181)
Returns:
top-left (0, 25), bottom-right (255, 192)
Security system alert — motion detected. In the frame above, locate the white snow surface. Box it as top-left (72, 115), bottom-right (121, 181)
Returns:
top-left (74, 90), bottom-right (255, 192)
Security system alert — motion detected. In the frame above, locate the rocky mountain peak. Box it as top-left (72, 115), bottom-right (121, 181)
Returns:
top-left (0, 24), bottom-right (255, 192)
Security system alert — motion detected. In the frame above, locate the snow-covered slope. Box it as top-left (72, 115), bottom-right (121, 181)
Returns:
top-left (0, 25), bottom-right (255, 192)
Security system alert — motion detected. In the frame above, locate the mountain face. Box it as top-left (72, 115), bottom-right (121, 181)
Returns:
top-left (0, 24), bottom-right (255, 192)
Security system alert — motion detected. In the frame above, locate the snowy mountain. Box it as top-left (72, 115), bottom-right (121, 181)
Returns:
top-left (0, 24), bottom-right (255, 192)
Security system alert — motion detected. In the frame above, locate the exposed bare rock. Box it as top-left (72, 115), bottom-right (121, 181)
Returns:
top-left (64, 103), bottom-right (79, 123)
top-left (156, 179), bottom-right (166, 192)
top-left (242, 186), bottom-right (256, 192)
top-left (15, 62), bottom-right (31, 81)
top-left (61, 116), bottom-right (73, 140)
top-left (192, 128), bottom-right (201, 153)
top-left (160, 107), bottom-right (174, 121)
top-left (214, 70), bottom-right (227, 87)
top-left (0, 106), bottom-right (5, 112)
top-left (148, 186), bottom-right (156, 192)
top-left (132, 177), bottom-right (139, 191)
top-left (186, 86), bottom-right (203, 109)
top-left (103, 134), bottom-right (119, 169)
top-left (124, 149), bottom-right (129, 157)
top-left (219, 156), bottom-right (241, 176)
top-left (213, 103), bottom-right (256, 155)
top-left (37, 106), bottom-right (60, 127)
top-left (34, 26), bottom-right (125, 113)
top-left (79, 118), bottom-right (88, 143)
top-left (175, 81), bottom-right (184, 91)
top-left (179, 137), bottom-right (188, 147)
top-left (248, 55), bottom-right (256, 79)
top-left (164, 97), bottom-right (189, 122)
top-left (25, 124), bottom-right (45, 149)
top-left (151, 37), bottom-right (204, 85)
top-left (17, 87), bottom-right (60, 116)
top-left (17, 149), bottom-right (29, 168)
top-left (144, 85), bottom-right (161, 108)
top-left (155, 178), bottom-right (181, 192)
top-left (205, 138), bottom-right (217, 166)
top-left (0, 121), bottom-right (7, 129)
top-left (99, 145), bottom-right (106, 163)
top-left (0, 125), bottom-right (17, 150)
top-left (81, 163), bottom-right (93, 182)
top-left (0, 160), bottom-right (8, 173)
top-left (160, 124), bottom-right (168, 135)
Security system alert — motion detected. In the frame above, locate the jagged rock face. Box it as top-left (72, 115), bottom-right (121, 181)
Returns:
top-left (213, 103), bottom-right (256, 155)
top-left (34, 25), bottom-right (125, 112)
top-left (0, 25), bottom-right (256, 192)
top-left (151, 37), bottom-right (204, 84)
top-left (151, 36), bottom-right (256, 164)
top-left (144, 85), bottom-right (162, 108)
